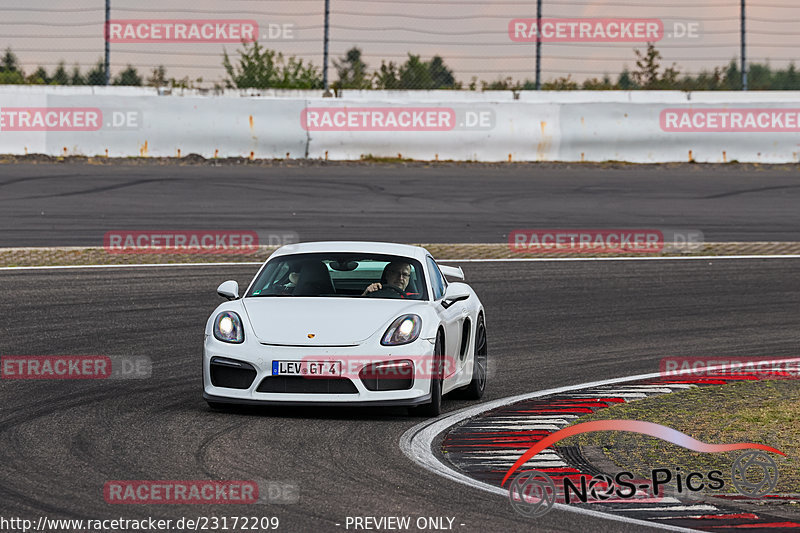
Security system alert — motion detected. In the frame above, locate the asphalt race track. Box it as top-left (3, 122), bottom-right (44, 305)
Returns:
top-left (2, 258), bottom-right (799, 532)
top-left (2, 162), bottom-right (800, 246)
top-left (2, 162), bottom-right (799, 532)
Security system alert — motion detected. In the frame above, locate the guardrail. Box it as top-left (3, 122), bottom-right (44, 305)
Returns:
top-left (1, 87), bottom-right (799, 163)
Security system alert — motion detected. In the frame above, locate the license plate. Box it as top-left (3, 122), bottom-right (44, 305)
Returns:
top-left (272, 360), bottom-right (342, 377)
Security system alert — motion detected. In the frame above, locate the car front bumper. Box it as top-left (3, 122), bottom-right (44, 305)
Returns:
top-left (203, 335), bottom-right (436, 405)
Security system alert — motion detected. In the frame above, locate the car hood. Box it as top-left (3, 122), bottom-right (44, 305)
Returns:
top-left (241, 297), bottom-right (425, 346)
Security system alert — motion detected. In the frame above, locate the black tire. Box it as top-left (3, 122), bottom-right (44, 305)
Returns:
top-left (410, 332), bottom-right (444, 417)
top-left (460, 314), bottom-right (487, 400)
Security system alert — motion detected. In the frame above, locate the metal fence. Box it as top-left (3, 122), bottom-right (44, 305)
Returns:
top-left (1, 0), bottom-right (798, 90)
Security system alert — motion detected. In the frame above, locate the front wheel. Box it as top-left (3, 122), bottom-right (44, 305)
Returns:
top-left (410, 333), bottom-right (444, 417)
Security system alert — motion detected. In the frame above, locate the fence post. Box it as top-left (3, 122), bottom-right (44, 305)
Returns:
top-left (741, 0), bottom-right (747, 91)
top-left (535, 0), bottom-right (542, 90)
top-left (323, 0), bottom-right (331, 94)
top-left (104, 0), bottom-right (110, 85)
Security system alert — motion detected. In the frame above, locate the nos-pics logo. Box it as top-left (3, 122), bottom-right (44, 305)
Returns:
top-left (504, 420), bottom-right (782, 518)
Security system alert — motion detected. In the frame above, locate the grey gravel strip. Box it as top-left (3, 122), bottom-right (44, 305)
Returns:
top-left (1, 242), bottom-right (799, 267)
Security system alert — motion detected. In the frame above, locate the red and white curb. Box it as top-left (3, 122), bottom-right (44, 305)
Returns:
top-left (400, 362), bottom-right (800, 532)
top-left (401, 371), bottom-right (701, 532)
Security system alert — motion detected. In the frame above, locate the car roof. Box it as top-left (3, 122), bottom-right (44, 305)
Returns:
top-left (269, 241), bottom-right (432, 262)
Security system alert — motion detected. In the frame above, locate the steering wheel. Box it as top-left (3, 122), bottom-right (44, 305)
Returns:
top-left (369, 285), bottom-right (405, 298)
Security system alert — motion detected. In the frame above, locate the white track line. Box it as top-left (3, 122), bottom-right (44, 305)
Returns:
top-left (1, 254), bottom-right (799, 271)
top-left (0, 262), bottom-right (263, 271)
top-left (399, 359), bottom-right (800, 532)
top-left (439, 255), bottom-right (800, 262)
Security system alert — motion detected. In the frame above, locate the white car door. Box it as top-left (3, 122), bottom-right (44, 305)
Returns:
top-left (427, 256), bottom-right (463, 379)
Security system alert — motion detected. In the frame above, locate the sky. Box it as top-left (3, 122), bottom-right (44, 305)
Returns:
top-left (1, 0), bottom-right (798, 87)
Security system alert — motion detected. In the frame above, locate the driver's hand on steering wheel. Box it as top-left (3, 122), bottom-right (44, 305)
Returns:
top-left (362, 282), bottom-right (382, 296)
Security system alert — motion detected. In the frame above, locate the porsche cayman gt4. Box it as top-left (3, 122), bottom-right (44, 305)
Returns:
top-left (203, 241), bottom-right (487, 416)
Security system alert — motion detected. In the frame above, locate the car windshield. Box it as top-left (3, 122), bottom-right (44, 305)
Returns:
top-left (246, 253), bottom-right (428, 300)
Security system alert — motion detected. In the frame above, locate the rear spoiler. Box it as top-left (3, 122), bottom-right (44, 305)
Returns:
top-left (438, 264), bottom-right (464, 280)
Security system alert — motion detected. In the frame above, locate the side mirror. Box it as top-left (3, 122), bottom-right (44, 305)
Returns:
top-left (441, 282), bottom-right (470, 309)
top-left (217, 280), bottom-right (239, 300)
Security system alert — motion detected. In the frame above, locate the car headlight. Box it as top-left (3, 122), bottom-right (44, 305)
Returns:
top-left (213, 311), bottom-right (244, 343)
top-left (381, 314), bottom-right (422, 346)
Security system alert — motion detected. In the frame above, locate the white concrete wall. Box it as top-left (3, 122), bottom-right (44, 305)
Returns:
top-left (1, 87), bottom-right (799, 162)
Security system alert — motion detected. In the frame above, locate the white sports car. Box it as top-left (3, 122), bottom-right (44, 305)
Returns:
top-left (203, 241), bottom-right (487, 416)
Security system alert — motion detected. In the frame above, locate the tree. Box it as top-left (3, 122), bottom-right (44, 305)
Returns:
top-left (678, 67), bottom-right (724, 91)
top-left (168, 75), bottom-right (203, 89)
top-left (632, 43), bottom-right (661, 88)
top-left (748, 63), bottom-right (772, 91)
top-left (481, 76), bottom-right (517, 91)
top-left (1, 48), bottom-right (19, 73)
top-left (86, 60), bottom-right (106, 85)
top-left (393, 54), bottom-right (458, 89)
top-left (223, 42), bottom-right (279, 88)
top-left (222, 41), bottom-right (322, 89)
top-left (723, 60), bottom-right (741, 90)
top-left (27, 66), bottom-right (49, 85)
top-left (631, 43), bottom-right (679, 89)
top-left (0, 70), bottom-right (25, 84)
top-left (6, 43), bottom-right (800, 92)
top-left (428, 55), bottom-right (455, 88)
top-left (147, 65), bottom-right (167, 87)
top-left (113, 65), bottom-right (143, 86)
top-left (398, 54), bottom-right (433, 89)
top-left (617, 68), bottom-right (634, 89)
top-left (69, 64), bottom-right (86, 85)
top-left (277, 56), bottom-right (322, 89)
top-left (542, 75), bottom-right (578, 90)
top-left (775, 62), bottom-right (800, 90)
top-left (373, 60), bottom-right (400, 89)
top-left (582, 75), bottom-right (615, 90)
top-left (51, 61), bottom-right (69, 85)
top-left (481, 76), bottom-right (537, 91)
top-left (333, 47), bottom-right (371, 89)
top-left (0, 47), bottom-right (24, 83)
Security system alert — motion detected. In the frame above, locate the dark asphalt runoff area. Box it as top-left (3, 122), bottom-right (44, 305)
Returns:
top-left (1, 162), bottom-right (799, 246)
top-left (1, 259), bottom-right (799, 532)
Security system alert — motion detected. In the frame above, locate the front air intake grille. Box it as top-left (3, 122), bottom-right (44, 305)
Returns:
top-left (359, 360), bottom-right (414, 391)
top-left (210, 357), bottom-right (257, 389)
top-left (256, 376), bottom-right (358, 394)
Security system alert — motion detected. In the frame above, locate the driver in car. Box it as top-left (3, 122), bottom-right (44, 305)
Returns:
top-left (362, 261), bottom-right (412, 297)
top-left (279, 270), bottom-right (300, 295)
